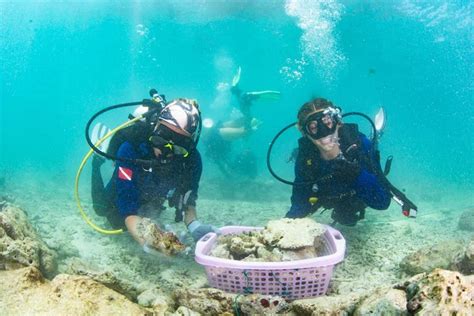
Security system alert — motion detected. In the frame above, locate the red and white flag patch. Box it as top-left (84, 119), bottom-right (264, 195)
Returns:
top-left (118, 167), bottom-right (133, 181)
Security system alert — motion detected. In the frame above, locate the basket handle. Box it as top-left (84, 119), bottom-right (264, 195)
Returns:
top-left (326, 226), bottom-right (346, 261)
top-left (195, 231), bottom-right (218, 255)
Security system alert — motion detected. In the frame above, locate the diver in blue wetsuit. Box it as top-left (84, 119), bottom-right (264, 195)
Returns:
top-left (286, 98), bottom-right (391, 226)
top-left (91, 98), bottom-right (218, 249)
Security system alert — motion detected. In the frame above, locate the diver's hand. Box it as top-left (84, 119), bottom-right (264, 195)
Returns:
top-left (138, 218), bottom-right (186, 256)
top-left (332, 158), bottom-right (361, 183)
top-left (142, 242), bottom-right (162, 256)
top-left (250, 118), bottom-right (262, 131)
top-left (187, 220), bottom-right (220, 242)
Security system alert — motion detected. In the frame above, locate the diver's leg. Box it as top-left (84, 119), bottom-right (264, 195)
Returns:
top-left (91, 156), bottom-right (125, 229)
top-left (106, 208), bottom-right (125, 229)
top-left (331, 199), bottom-right (366, 226)
top-left (91, 155), bottom-right (110, 217)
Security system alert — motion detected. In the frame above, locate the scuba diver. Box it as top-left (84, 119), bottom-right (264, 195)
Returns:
top-left (203, 67), bottom-right (280, 178)
top-left (89, 96), bottom-right (218, 252)
top-left (267, 97), bottom-right (417, 226)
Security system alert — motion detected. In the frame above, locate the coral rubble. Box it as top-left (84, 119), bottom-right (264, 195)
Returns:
top-left (0, 201), bottom-right (57, 277)
top-left (210, 218), bottom-right (327, 262)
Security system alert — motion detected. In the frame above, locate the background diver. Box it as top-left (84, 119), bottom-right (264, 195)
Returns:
top-left (203, 67), bottom-right (281, 178)
top-left (90, 98), bottom-right (218, 253)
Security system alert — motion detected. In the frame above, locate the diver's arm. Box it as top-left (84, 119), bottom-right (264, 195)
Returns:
top-left (218, 126), bottom-right (248, 141)
top-left (353, 170), bottom-right (391, 210)
top-left (180, 150), bottom-right (202, 225)
top-left (286, 151), bottom-right (314, 218)
top-left (353, 135), bottom-right (391, 210)
top-left (184, 205), bottom-right (197, 226)
top-left (125, 215), bottom-right (145, 246)
top-left (115, 142), bottom-right (143, 241)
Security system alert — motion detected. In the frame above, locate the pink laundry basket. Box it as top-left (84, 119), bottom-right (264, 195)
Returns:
top-left (195, 225), bottom-right (346, 300)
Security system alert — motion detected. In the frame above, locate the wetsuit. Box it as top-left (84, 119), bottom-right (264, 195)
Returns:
top-left (92, 141), bottom-right (202, 227)
top-left (286, 124), bottom-right (391, 225)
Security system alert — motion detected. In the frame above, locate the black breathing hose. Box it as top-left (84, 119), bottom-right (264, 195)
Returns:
top-left (266, 112), bottom-right (378, 186)
top-left (85, 101), bottom-right (144, 160)
top-left (266, 122), bottom-right (297, 185)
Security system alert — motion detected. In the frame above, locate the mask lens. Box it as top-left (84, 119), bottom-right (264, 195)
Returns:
top-left (306, 120), bottom-right (318, 137)
top-left (149, 135), bottom-right (189, 157)
top-left (304, 111), bottom-right (336, 140)
top-left (151, 124), bottom-right (193, 156)
top-left (172, 145), bottom-right (189, 157)
top-left (149, 135), bottom-right (168, 148)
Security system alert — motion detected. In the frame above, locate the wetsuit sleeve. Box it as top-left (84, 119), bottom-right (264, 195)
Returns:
top-left (353, 135), bottom-right (391, 210)
top-left (114, 142), bottom-right (141, 218)
top-left (286, 151), bottom-right (314, 218)
top-left (181, 149), bottom-right (203, 207)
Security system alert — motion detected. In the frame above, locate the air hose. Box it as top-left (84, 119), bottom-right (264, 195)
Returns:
top-left (266, 112), bottom-right (376, 186)
top-left (74, 116), bottom-right (143, 235)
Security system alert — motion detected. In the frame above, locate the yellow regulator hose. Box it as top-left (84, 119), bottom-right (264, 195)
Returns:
top-left (74, 116), bottom-right (143, 234)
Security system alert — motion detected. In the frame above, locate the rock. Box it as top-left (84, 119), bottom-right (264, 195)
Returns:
top-left (458, 208), bottom-right (474, 231)
top-left (399, 240), bottom-right (466, 275)
top-left (353, 287), bottom-right (407, 315)
top-left (172, 288), bottom-right (292, 315)
top-left (138, 218), bottom-right (185, 256)
top-left (210, 243), bottom-right (230, 259)
top-left (209, 218), bottom-right (327, 262)
top-left (458, 239), bottom-right (474, 275)
top-left (402, 269), bottom-right (473, 314)
top-left (137, 287), bottom-right (173, 313)
top-left (0, 202), bottom-right (57, 277)
top-left (290, 293), bottom-right (362, 315)
top-left (0, 266), bottom-right (153, 315)
top-left (228, 235), bottom-right (260, 258)
top-left (281, 246), bottom-right (318, 261)
top-left (173, 288), bottom-right (235, 315)
top-left (65, 257), bottom-right (139, 301)
top-left (263, 218), bottom-right (326, 250)
top-left (171, 306), bottom-right (201, 315)
top-left (238, 294), bottom-right (289, 315)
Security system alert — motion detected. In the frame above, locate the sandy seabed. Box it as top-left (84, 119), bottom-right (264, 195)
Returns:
top-left (2, 169), bottom-right (473, 299)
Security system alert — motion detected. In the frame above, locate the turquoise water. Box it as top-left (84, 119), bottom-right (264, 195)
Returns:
top-left (0, 2), bottom-right (473, 311)
top-left (1, 1), bottom-right (473, 199)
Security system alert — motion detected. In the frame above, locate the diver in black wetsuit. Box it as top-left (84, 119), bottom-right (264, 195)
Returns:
top-left (203, 67), bottom-right (280, 178)
top-left (286, 98), bottom-right (391, 226)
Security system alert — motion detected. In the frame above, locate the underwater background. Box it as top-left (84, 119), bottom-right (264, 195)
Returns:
top-left (0, 0), bottom-right (473, 312)
top-left (1, 0), bottom-right (473, 194)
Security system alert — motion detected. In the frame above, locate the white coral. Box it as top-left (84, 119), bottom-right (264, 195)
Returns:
top-left (210, 218), bottom-right (327, 262)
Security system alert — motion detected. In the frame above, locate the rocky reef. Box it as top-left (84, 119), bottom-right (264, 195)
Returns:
top-left (138, 218), bottom-right (185, 256)
top-left (0, 200), bottom-right (57, 277)
top-left (1, 197), bottom-right (473, 315)
top-left (210, 218), bottom-right (327, 262)
top-left (398, 269), bottom-right (473, 314)
top-left (400, 239), bottom-right (474, 276)
top-left (0, 266), bottom-right (151, 315)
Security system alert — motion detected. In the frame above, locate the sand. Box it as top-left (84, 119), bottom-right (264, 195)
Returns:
top-left (2, 169), bottom-right (473, 299)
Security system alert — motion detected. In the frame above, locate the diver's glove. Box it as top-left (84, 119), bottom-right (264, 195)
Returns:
top-left (187, 220), bottom-right (220, 242)
top-left (332, 157), bottom-right (361, 183)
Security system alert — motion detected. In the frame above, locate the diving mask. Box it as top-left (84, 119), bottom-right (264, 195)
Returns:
top-left (149, 124), bottom-right (193, 158)
top-left (304, 107), bottom-right (341, 140)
